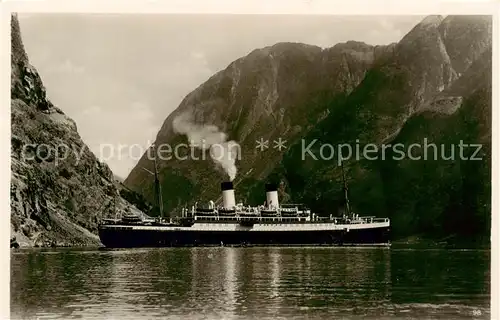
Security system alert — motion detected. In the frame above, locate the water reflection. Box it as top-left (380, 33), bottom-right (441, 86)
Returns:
top-left (391, 249), bottom-right (490, 306)
top-left (269, 248), bottom-right (281, 300)
top-left (11, 249), bottom-right (115, 319)
top-left (11, 247), bottom-right (489, 319)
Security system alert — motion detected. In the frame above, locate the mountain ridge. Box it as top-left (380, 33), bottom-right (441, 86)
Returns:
top-left (125, 38), bottom-right (390, 210)
top-left (125, 15), bottom-right (492, 245)
top-left (10, 14), bottom-right (147, 247)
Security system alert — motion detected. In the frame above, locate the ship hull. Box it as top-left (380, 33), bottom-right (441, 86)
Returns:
top-left (98, 223), bottom-right (390, 248)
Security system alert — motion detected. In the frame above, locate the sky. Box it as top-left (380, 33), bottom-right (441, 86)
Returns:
top-left (17, 14), bottom-right (424, 178)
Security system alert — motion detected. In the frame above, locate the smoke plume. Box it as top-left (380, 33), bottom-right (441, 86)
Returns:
top-left (173, 113), bottom-right (240, 181)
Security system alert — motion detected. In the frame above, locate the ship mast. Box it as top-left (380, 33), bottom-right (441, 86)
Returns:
top-left (152, 143), bottom-right (164, 220)
top-left (113, 193), bottom-right (118, 220)
top-left (340, 160), bottom-right (351, 216)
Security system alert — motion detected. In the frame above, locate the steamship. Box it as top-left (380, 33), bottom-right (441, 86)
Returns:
top-left (98, 153), bottom-right (391, 248)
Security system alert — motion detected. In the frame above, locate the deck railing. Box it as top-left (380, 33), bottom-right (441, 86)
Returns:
top-left (191, 214), bottom-right (389, 224)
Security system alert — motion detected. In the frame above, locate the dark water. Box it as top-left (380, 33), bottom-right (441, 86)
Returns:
top-left (11, 247), bottom-right (490, 319)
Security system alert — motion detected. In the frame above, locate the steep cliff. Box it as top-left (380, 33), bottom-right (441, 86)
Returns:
top-left (125, 15), bottom-right (492, 245)
top-left (277, 15), bottom-right (492, 244)
top-left (10, 15), bottom-right (145, 247)
top-left (125, 40), bottom-right (388, 213)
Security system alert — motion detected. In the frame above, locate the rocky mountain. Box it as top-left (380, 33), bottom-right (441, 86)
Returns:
top-left (124, 15), bottom-right (492, 245)
top-left (10, 15), bottom-right (145, 247)
top-left (277, 15), bottom-right (492, 244)
top-left (126, 40), bottom-right (392, 211)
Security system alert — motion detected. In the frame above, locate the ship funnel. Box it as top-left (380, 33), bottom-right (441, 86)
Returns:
top-left (221, 181), bottom-right (236, 209)
top-left (265, 183), bottom-right (279, 209)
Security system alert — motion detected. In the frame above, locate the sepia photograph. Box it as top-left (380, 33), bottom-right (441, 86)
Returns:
top-left (3, 1), bottom-right (497, 319)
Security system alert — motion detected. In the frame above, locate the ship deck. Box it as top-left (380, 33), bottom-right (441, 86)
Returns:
top-left (100, 219), bottom-right (390, 232)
